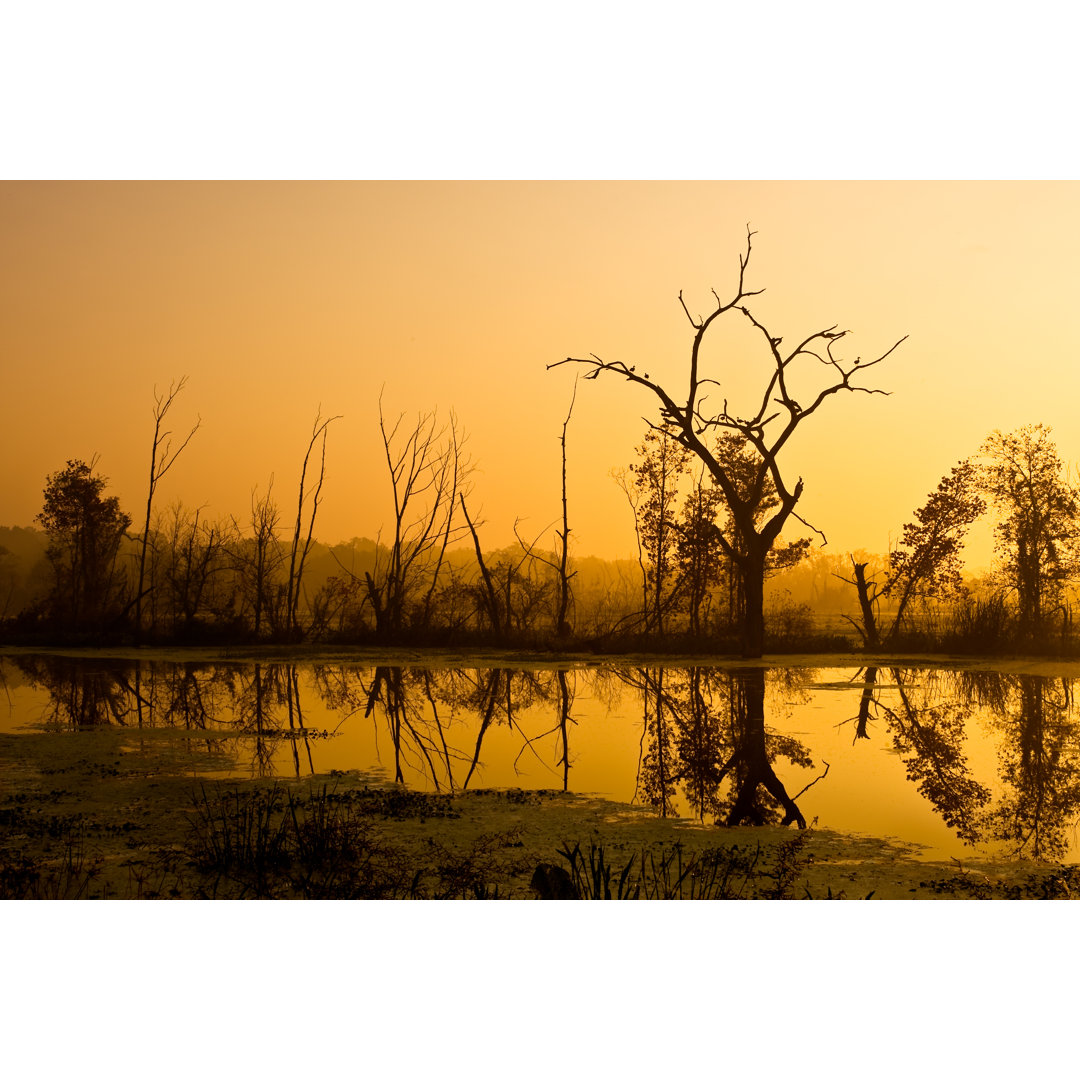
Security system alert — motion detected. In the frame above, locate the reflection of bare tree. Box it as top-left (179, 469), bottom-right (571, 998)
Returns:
top-left (555, 669), bottom-right (574, 791)
top-left (435, 667), bottom-right (563, 790)
top-left (724, 670), bottom-right (811, 827)
top-left (623, 665), bottom-right (812, 827)
top-left (319, 665), bottom-right (572, 792)
top-left (233, 663), bottom-right (289, 777)
top-left (362, 666), bottom-right (466, 789)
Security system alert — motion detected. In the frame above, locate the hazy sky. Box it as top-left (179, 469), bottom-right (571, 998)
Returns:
top-left (3, 180), bottom-right (1079, 565)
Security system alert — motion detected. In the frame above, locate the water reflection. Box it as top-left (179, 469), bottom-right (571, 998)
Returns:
top-left (7, 653), bottom-right (1080, 861)
top-left (848, 666), bottom-right (1080, 859)
top-left (851, 666), bottom-right (991, 844)
top-left (626, 667), bottom-right (815, 826)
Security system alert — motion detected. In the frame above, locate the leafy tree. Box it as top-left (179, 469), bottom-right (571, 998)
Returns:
top-left (840, 459), bottom-right (985, 647)
top-left (628, 427), bottom-right (692, 634)
top-left (36, 459), bottom-right (132, 630)
top-left (981, 424), bottom-right (1080, 640)
top-left (675, 467), bottom-right (727, 636)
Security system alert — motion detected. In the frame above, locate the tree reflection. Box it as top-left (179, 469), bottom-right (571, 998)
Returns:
top-left (980, 675), bottom-right (1080, 859)
top-left (16, 655), bottom-right (134, 728)
top-left (858, 667), bottom-right (991, 845)
top-left (852, 667), bottom-right (1080, 858)
top-left (626, 665), bottom-right (814, 827)
top-left (13, 654), bottom-right (1080, 860)
top-left (312, 664), bottom-right (571, 791)
top-left (12, 655), bottom-right (324, 776)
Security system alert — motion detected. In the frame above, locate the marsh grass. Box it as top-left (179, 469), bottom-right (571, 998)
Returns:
top-left (187, 783), bottom-right (420, 898)
top-left (0, 821), bottom-right (102, 899)
top-left (553, 837), bottom-right (813, 900)
top-left (188, 785), bottom-right (291, 891)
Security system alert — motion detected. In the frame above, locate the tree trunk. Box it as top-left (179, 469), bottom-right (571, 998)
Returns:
top-left (727, 668), bottom-right (806, 828)
top-left (740, 548), bottom-right (767, 659)
top-left (852, 562), bottom-right (882, 648)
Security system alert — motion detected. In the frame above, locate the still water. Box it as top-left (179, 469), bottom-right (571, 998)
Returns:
top-left (3, 652), bottom-right (1078, 863)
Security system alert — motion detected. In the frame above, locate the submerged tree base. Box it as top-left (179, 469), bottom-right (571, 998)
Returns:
top-left (2, 724), bottom-right (1076, 899)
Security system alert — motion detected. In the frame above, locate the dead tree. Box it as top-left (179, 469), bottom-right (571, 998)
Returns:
top-left (551, 228), bottom-right (904, 657)
top-left (459, 494), bottom-right (502, 636)
top-left (135, 378), bottom-right (201, 636)
top-left (364, 399), bottom-right (471, 638)
top-left (510, 381), bottom-right (580, 638)
top-left (839, 556), bottom-right (885, 648)
top-left (285, 411), bottom-right (341, 638)
top-left (554, 379), bottom-right (577, 636)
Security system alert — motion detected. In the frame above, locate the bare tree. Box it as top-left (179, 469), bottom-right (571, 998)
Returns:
top-left (232, 479), bottom-right (286, 638)
top-left (285, 411), bottom-right (341, 638)
top-left (459, 494), bottom-right (503, 636)
top-left (135, 378), bottom-right (201, 636)
top-left (364, 399), bottom-right (471, 638)
top-left (160, 502), bottom-right (230, 636)
top-left (551, 228), bottom-right (904, 657)
top-left (553, 379), bottom-right (578, 636)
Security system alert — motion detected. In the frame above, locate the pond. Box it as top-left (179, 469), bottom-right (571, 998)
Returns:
top-left (2, 651), bottom-right (1079, 864)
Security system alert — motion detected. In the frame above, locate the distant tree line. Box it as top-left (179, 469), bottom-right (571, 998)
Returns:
top-left (1, 382), bottom-right (602, 646)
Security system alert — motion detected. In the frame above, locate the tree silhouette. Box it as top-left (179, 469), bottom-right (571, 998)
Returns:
top-left (285, 411), bottom-right (341, 638)
top-left (37, 459), bottom-right (132, 631)
top-left (135, 378), bottom-right (200, 637)
top-left (552, 228), bottom-right (904, 657)
top-left (980, 424), bottom-right (1080, 641)
top-left (839, 460), bottom-right (985, 647)
top-left (362, 399), bottom-right (470, 638)
top-left (628, 427), bottom-right (691, 634)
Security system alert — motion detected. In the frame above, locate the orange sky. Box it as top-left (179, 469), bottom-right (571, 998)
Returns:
top-left (3, 180), bottom-right (1079, 565)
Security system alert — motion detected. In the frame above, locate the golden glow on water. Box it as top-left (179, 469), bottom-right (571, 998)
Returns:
top-left (5, 656), bottom-right (1076, 863)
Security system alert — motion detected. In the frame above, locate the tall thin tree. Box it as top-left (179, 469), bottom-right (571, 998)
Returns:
top-left (285, 410), bottom-right (342, 638)
top-left (135, 378), bottom-right (201, 636)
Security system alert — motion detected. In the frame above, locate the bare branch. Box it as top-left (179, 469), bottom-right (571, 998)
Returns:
top-left (791, 760), bottom-right (831, 801)
top-left (790, 508), bottom-right (828, 546)
top-left (552, 228), bottom-right (904, 655)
